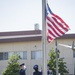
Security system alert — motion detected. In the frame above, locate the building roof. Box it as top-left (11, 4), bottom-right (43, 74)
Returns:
top-left (58, 33), bottom-right (75, 39)
top-left (0, 30), bottom-right (41, 36)
top-left (0, 30), bottom-right (42, 43)
top-left (0, 30), bottom-right (75, 43)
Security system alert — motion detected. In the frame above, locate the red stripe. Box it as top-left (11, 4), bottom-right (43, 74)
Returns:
top-left (47, 36), bottom-right (53, 42)
top-left (51, 17), bottom-right (65, 35)
top-left (46, 4), bottom-right (70, 43)
top-left (53, 13), bottom-right (69, 28)
top-left (48, 29), bottom-right (56, 37)
top-left (47, 16), bottom-right (65, 35)
top-left (52, 17), bottom-right (68, 32)
top-left (47, 23), bottom-right (60, 37)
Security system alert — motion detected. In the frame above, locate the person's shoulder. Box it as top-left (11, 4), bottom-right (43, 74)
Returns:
top-left (38, 71), bottom-right (42, 75)
top-left (20, 69), bottom-right (22, 71)
top-left (19, 69), bottom-right (23, 73)
top-left (33, 71), bottom-right (36, 75)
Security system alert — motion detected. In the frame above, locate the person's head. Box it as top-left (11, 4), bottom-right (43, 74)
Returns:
top-left (20, 63), bottom-right (25, 69)
top-left (47, 64), bottom-right (50, 70)
top-left (33, 65), bottom-right (38, 71)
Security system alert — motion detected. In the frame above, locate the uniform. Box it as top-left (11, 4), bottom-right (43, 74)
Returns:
top-left (33, 71), bottom-right (42, 75)
top-left (19, 63), bottom-right (26, 75)
top-left (33, 65), bottom-right (42, 75)
top-left (47, 70), bottom-right (53, 75)
top-left (19, 69), bottom-right (26, 75)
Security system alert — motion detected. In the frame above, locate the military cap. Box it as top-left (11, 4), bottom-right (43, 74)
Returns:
top-left (20, 63), bottom-right (25, 66)
top-left (33, 65), bottom-right (38, 70)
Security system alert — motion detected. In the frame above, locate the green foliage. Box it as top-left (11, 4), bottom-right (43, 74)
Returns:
top-left (2, 53), bottom-right (21, 75)
top-left (48, 48), bottom-right (69, 75)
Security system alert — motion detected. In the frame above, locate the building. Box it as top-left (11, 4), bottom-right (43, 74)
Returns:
top-left (0, 30), bottom-right (75, 75)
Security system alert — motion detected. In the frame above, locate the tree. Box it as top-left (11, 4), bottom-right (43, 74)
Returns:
top-left (2, 53), bottom-right (21, 75)
top-left (48, 48), bottom-right (69, 75)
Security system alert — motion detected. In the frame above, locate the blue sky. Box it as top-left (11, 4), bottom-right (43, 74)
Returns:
top-left (0, 0), bottom-right (75, 34)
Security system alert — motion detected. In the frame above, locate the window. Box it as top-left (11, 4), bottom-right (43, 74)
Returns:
top-left (0, 51), bottom-right (27, 60)
top-left (23, 51), bottom-right (27, 59)
top-left (19, 51), bottom-right (27, 59)
top-left (0, 53), bottom-right (3, 60)
top-left (31, 51), bottom-right (42, 59)
top-left (9, 51), bottom-right (27, 60)
top-left (0, 52), bottom-right (8, 60)
top-left (3, 52), bottom-right (8, 60)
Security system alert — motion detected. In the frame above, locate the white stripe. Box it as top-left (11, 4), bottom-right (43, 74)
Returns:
top-left (48, 39), bottom-right (53, 42)
top-left (46, 18), bottom-right (62, 36)
top-left (48, 33), bottom-right (55, 39)
top-left (52, 13), bottom-right (69, 31)
top-left (48, 14), bottom-right (67, 34)
top-left (51, 15), bottom-right (67, 33)
top-left (47, 23), bottom-right (59, 37)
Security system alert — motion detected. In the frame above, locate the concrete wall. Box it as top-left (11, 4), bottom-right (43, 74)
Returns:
top-left (0, 41), bottom-right (42, 75)
top-left (0, 38), bottom-right (75, 75)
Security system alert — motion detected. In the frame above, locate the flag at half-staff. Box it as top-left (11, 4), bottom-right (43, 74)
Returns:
top-left (46, 3), bottom-right (70, 43)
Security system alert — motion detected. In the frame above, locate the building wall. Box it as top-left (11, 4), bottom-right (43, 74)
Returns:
top-left (0, 41), bottom-right (42, 75)
top-left (0, 38), bottom-right (75, 75)
top-left (46, 38), bottom-right (75, 75)
top-left (56, 38), bottom-right (75, 75)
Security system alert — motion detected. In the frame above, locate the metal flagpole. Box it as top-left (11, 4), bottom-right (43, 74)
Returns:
top-left (55, 38), bottom-right (59, 75)
top-left (42, 0), bottom-right (47, 75)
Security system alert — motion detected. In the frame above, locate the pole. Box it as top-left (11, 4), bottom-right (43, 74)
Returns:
top-left (55, 38), bottom-right (59, 75)
top-left (42, 0), bottom-right (47, 75)
top-left (74, 55), bottom-right (75, 75)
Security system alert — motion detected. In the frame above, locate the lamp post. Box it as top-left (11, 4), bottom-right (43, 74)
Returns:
top-left (55, 39), bottom-right (59, 75)
top-left (59, 41), bottom-right (75, 75)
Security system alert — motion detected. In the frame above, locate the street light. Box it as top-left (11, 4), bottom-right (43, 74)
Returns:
top-left (59, 41), bottom-right (75, 75)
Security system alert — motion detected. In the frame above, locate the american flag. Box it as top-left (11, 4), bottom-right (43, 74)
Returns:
top-left (46, 3), bottom-right (70, 42)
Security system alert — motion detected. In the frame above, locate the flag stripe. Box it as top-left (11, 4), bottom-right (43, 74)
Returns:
top-left (53, 13), bottom-right (70, 28)
top-left (52, 14), bottom-right (69, 31)
top-left (48, 29), bottom-right (56, 38)
top-left (52, 17), bottom-right (68, 34)
top-left (47, 22), bottom-right (60, 37)
top-left (47, 23), bottom-right (59, 37)
top-left (46, 3), bottom-right (70, 42)
top-left (48, 27), bottom-right (59, 37)
top-left (47, 36), bottom-right (53, 42)
top-left (47, 16), bottom-right (65, 36)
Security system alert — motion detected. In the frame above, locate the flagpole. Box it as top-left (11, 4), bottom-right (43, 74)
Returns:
top-left (42, 0), bottom-right (47, 75)
top-left (55, 38), bottom-right (59, 75)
